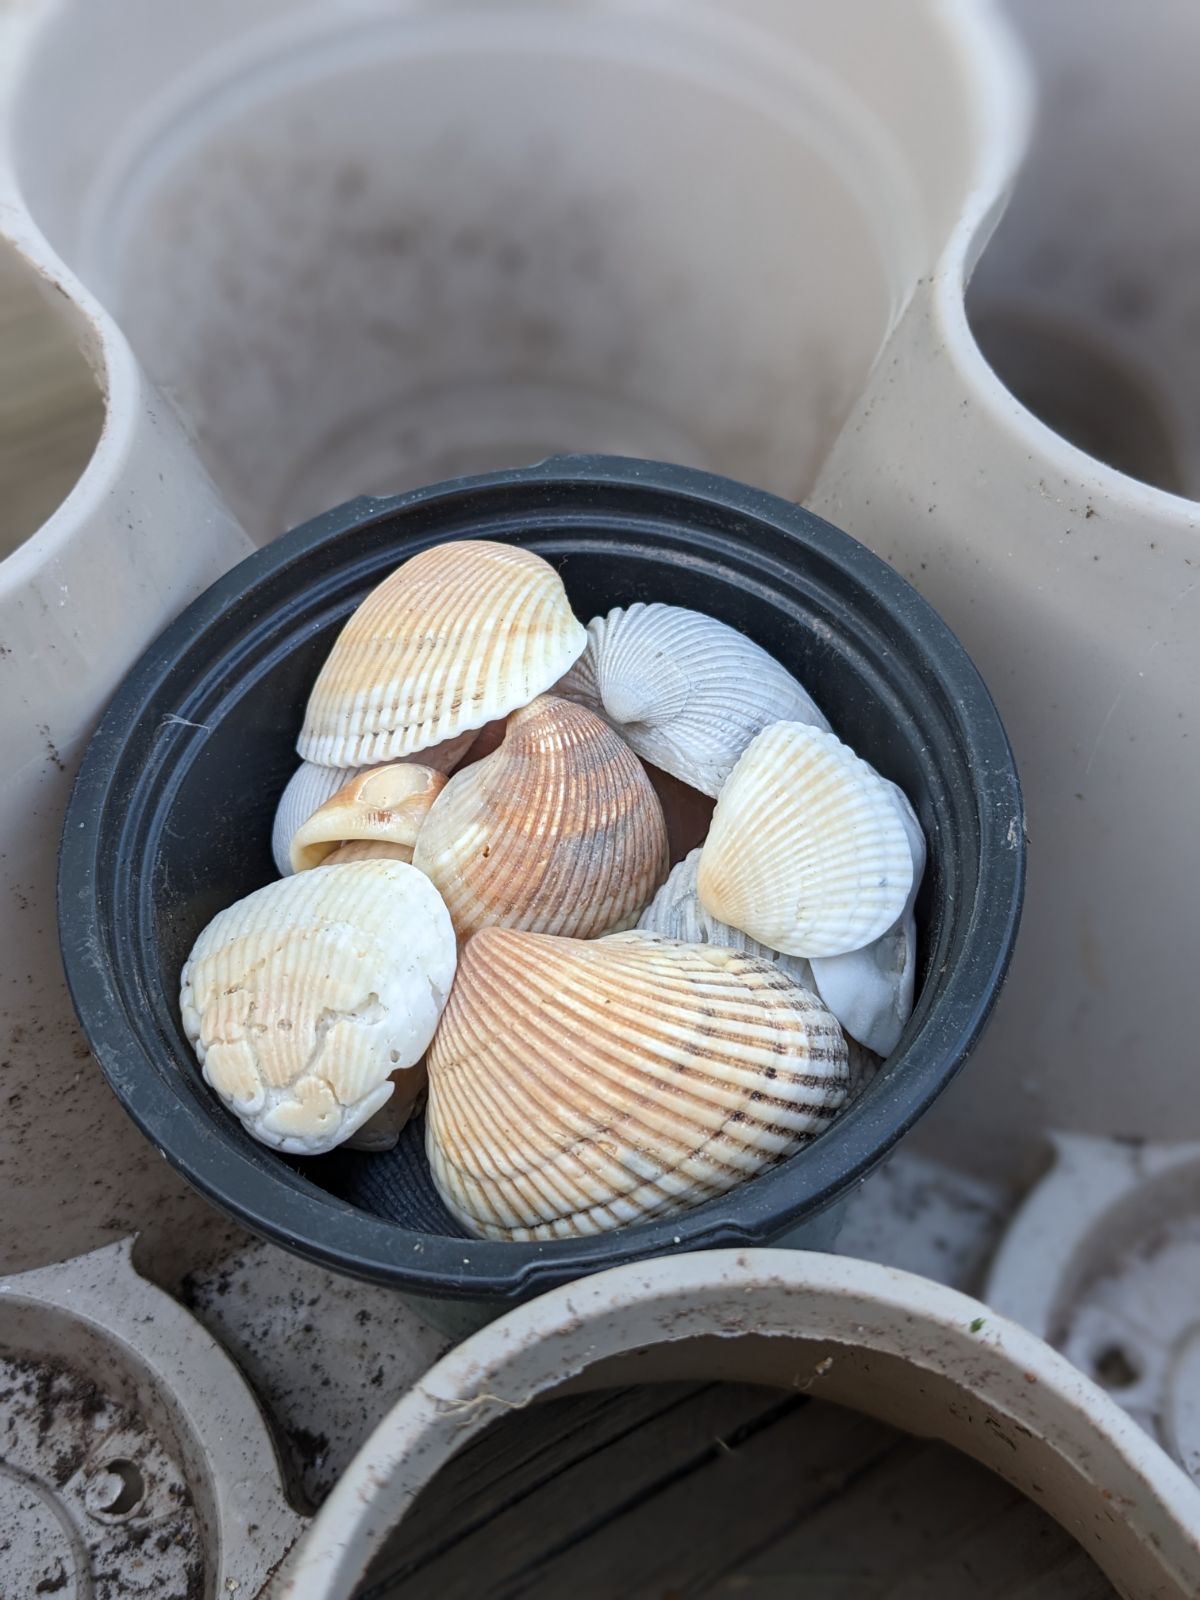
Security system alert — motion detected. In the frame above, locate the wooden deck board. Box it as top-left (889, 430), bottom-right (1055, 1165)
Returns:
top-left (361, 1386), bottom-right (1117, 1600)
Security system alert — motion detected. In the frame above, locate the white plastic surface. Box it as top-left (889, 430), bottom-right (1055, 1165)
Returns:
top-left (4, 0), bottom-right (1015, 540)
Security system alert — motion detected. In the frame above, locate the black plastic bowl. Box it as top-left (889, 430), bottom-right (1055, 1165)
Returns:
top-left (59, 456), bottom-right (1023, 1300)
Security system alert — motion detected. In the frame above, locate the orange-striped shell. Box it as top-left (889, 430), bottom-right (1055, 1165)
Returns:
top-left (412, 695), bottom-right (668, 943)
top-left (426, 928), bottom-right (849, 1240)
top-left (298, 541), bottom-right (586, 767)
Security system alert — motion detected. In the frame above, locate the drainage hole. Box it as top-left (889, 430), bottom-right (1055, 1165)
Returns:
top-left (86, 1458), bottom-right (146, 1519)
top-left (1093, 1343), bottom-right (1142, 1391)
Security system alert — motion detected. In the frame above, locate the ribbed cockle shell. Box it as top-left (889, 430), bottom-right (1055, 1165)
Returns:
top-left (298, 541), bottom-right (586, 767)
top-left (637, 848), bottom-right (816, 994)
top-left (426, 927), bottom-right (849, 1241)
top-left (412, 694), bottom-right (668, 942)
top-left (289, 764), bottom-right (445, 873)
top-left (555, 603), bottom-right (829, 796)
top-left (180, 860), bottom-right (456, 1155)
top-left (697, 722), bottom-right (915, 959)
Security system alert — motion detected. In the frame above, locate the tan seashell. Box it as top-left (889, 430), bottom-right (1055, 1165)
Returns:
top-left (271, 730), bottom-right (477, 876)
top-left (555, 603), bottom-right (829, 796)
top-left (412, 694), bottom-right (668, 943)
top-left (180, 860), bottom-right (456, 1155)
top-left (322, 840), bottom-right (416, 867)
top-left (426, 927), bottom-right (849, 1241)
top-left (289, 764), bottom-right (445, 873)
top-left (697, 722), bottom-right (915, 959)
top-left (298, 541), bottom-right (586, 767)
top-left (638, 848), bottom-right (816, 993)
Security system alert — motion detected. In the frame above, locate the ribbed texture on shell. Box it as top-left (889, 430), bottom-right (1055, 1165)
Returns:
top-left (426, 928), bottom-right (849, 1241)
top-left (638, 849), bottom-right (816, 994)
top-left (810, 782), bottom-right (927, 1055)
top-left (555, 603), bottom-right (830, 797)
top-left (289, 763), bottom-right (445, 872)
top-left (272, 732), bottom-right (475, 876)
top-left (179, 861), bottom-right (456, 1155)
top-left (412, 694), bottom-right (668, 943)
top-left (697, 723), bottom-right (915, 959)
top-left (298, 541), bottom-right (587, 766)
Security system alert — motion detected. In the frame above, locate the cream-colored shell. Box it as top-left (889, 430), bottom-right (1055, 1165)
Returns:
top-left (180, 861), bottom-right (456, 1155)
top-left (697, 722), bottom-right (915, 959)
top-left (426, 928), bottom-right (849, 1241)
top-left (289, 764), bottom-right (445, 873)
top-left (412, 694), bottom-right (668, 943)
top-left (298, 541), bottom-right (586, 767)
top-left (810, 782), bottom-right (927, 1056)
top-left (637, 848), bottom-right (816, 994)
top-left (322, 840), bottom-right (416, 867)
top-left (271, 730), bottom-right (476, 876)
top-left (554, 602), bottom-right (830, 796)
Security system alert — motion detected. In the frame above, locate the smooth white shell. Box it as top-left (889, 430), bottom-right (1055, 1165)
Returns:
top-left (555, 602), bottom-right (830, 796)
top-left (810, 783), bottom-right (927, 1056)
top-left (697, 722), bottom-right (916, 959)
top-left (637, 848), bottom-right (816, 994)
top-left (298, 541), bottom-right (587, 767)
top-left (426, 927), bottom-right (849, 1241)
top-left (271, 733), bottom-right (478, 876)
top-left (180, 860), bottom-right (456, 1155)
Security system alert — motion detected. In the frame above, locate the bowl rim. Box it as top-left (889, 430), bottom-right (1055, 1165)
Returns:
top-left (58, 454), bottom-right (1025, 1298)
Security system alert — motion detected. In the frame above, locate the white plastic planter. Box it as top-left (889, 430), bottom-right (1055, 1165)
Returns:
top-left (810, 0), bottom-right (1200, 1178)
top-left (0, 1239), bottom-right (299, 1596)
top-left (3, 0), bottom-right (1027, 541)
top-left (279, 1249), bottom-right (1200, 1600)
top-left (0, 231), bottom-right (253, 1271)
top-left (986, 1133), bottom-right (1200, 1483)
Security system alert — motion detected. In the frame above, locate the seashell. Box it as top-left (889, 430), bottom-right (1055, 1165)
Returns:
top-left (180, 860), bottom-right (456, 1156)
top-left (344, 1071), bottom-right (427, 1152)
top-left (810, 783), bottom-right (927, 1056)
top-left (412, 694), bottom-right (668, 943)
top-left (322, 840), bottom-right (416, 867)
top-left (271, 730), bottom-right (476, 876)
top-left (845, 1037), bottom-right (882, 1100)
top-left (289, 763), bottom-right (445, 873)
top-left (554, 602), bottom-right (830, 797)
top-left (697, 722), bottom-right (915, 959)
top-left (637, 848), bottom-right (816, 994)
top-left (298, 541), bottom-right (586, 767)
top-left (426, 927), bottom-right (849, 1241)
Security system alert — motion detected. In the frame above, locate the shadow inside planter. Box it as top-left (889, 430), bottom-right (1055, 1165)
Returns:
top-left (359, 1382), bottom-right (1117, 1598)
top-left (0, 239), bottom-right (105, 558)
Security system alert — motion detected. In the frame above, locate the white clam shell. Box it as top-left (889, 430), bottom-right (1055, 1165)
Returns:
top-left (180, 860), bottom-right (456, 1156)
top-left (697, 722), bottom-right (915, 959)
top-left (426, 927), bottom-right (849, 1241)
top-left (637, 848), bottom-right (816, 994)
top-left (810, 783), bottom-right (927, 1056)
top-left (298, 541), bottom-right (586, 767)
top-left (555, 602), bottom-right (829, 797)
top-left (288, 763), bottom-right (445, 873)
top-left (271, 732), bottom-right (476, 875)
top-left (412, 694), bottom-right (668, 944)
